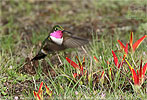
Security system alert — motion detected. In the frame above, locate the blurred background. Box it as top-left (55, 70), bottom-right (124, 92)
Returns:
top-left (1, 0), bottom-right (147, 36)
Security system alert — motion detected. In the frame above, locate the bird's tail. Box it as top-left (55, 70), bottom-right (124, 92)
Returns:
top-left (31, 52), bottom-right (47, 61)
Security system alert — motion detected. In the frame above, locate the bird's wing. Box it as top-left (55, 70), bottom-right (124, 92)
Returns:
top-left (63, 36), bottom-right (89, 48)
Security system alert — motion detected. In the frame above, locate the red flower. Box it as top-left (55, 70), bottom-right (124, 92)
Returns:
top-left (66, 56), bottom-right (86, 78)
top-left (45, 84), bottom-right (52, 97)
top-left (33, 81), bottom-right (43, 100)
top-left (100, 71), bottom-right (105, 79)
top-left (125, 59), bottom-right (147, 86)
top-left (93, 56), bottom-right (99, 63)
top-left (112, 50), bottom-right (119, 67)
top-left (118, 32), bottom-right (146, 53)
top-left (132, 62), bottom-right (147, 86)
top-left (100, 71), bottom-right (105, 85)
top-left (112, 42), bottom-right (128, 68)
top-left (66, 57), bottom-right (80, 69)
top-left (33, 82), bottom-right (52, 100)
top-left (117, 40), bottom-right (125, 50)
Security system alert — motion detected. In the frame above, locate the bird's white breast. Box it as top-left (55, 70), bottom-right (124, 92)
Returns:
top-left (50, 36), bottom-right (63, 45)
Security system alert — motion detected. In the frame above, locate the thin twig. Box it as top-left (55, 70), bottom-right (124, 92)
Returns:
top-left (32, 76), bottom-right (37, 90)
top-left (56, 52), bottom-right (63, 66)
top-left (81, 46), bottom-right (88, 54)
top-left (131, 54), bottom-right (137, 67)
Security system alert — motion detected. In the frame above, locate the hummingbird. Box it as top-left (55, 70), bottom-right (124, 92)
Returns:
top-left (31, 25), bottom-right (89, 61)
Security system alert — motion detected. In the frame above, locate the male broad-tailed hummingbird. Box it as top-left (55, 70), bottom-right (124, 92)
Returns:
top-left (31, 25), bottom-right (88, 61)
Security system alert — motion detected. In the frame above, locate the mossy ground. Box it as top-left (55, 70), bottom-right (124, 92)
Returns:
top-left (0, 0), bottom-right (147, 99)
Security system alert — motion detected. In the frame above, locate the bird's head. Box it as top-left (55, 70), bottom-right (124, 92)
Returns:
top-left (50, 25), bottom-right (65, 45)
top-left (52, 25), bottom-right (64, 32)
top-left (50, 25), bottom-right (64, 39)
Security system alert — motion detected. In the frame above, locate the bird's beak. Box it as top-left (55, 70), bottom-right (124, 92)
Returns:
top-left (62, 30), bottom-right (72, 34)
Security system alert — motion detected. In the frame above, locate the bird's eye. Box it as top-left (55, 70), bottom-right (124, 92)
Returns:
top-left (55, 28), bottom-right (58, 31)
